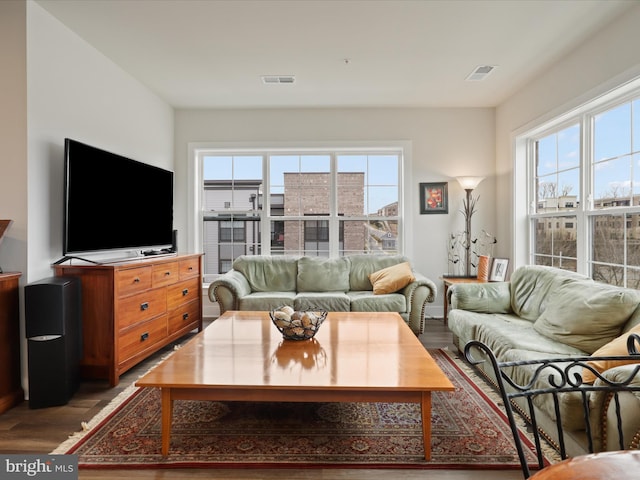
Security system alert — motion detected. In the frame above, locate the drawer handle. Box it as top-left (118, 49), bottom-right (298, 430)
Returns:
top-left (140, 302), bottom-right (149, 311)
top-left (140, 332), bottom-right (149, 341)
top-left (134, 277), bottom-right (140, 283)
top-left (188, 266), bottom-right (194, 271)
top-left (182, 313), bottom-right (189, 321)
top-left (165, 271), bottom-right (171, 276)
top-left (182, 288), bottom-right (189, 296)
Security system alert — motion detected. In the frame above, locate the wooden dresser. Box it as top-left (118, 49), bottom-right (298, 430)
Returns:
top-left (0, 272), bottom-right (24, 413)
top-left (55, 254), bottom-right (203, 386)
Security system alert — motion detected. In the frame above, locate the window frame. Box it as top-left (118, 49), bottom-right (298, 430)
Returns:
top-left (187, 142), bottom-right (412, 283)
top-left (521, 82), bottom-right (640, 286)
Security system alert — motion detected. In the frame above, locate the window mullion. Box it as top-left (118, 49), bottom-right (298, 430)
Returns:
top-left (329, 153), bottom-right (339, 257)
top-left (527, 139), bottom-right (537, 265)
top-left (576, 114), bottom-right (591, 276)
top-left (262, 153), bottom-right (271, 255)
top-left (624, 212), bottom-right (628, 287)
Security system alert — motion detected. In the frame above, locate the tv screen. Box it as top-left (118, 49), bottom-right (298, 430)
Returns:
top-left (63, 138), bottom-right (174, 256)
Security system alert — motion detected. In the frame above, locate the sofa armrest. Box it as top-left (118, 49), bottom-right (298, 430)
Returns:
top-left (590, 364), bottom-right (640, 451)
top-left (208, 270), bottom-right (252, 315)
top-left (450, 282), bottom-right (512, 314)
top-left (402, 273), bottom-right (437, 335)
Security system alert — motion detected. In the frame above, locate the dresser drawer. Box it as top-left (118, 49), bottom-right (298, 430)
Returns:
top-left (54, 253), bottom-right (203, 387)
top-left (167, 299), bottom-right (201, 337)
top-left (119, 316), bottom-right (167, 363)
top-left (179, 257), bottom-right (200, 279)
top-left (166, 277), bottom-right (200, 311)
top-left (116, 266), bottom-right (152, 296)
top-left (118, 288), bottom-right (167, 329)
top-left (152, 261), bottom-right (179, 287)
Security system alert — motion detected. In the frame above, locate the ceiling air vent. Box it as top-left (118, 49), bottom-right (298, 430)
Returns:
top-left (466, 65), bottom-right (496, 81)
top-left (261, 75), bottom-right (296, 84)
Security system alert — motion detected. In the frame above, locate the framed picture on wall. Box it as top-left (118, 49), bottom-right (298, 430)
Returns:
top-left (489, 258), bottom-right (509, 282)
top-left (0, 220), bottom-right (12, 246)
top-left (419, 182), bottom-right (448, 214)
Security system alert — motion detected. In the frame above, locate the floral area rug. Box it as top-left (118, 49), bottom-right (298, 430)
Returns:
top-left (53, 349), bottom-right (544, 470)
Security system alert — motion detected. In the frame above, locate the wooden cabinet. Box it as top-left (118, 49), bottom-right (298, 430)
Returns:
top-left (0, 272), bottom-right (24, 413)
top-left (55, 254), bottom-right (202, 386)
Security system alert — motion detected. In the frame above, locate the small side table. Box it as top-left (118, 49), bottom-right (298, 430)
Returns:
top-left (441, 276), bottom-right (486, 324)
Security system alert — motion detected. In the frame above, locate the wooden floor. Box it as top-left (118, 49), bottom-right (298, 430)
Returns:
top-left (0, 318), bottom-right (524, 480)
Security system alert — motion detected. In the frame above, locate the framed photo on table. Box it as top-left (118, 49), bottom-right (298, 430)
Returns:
top-left (419, 182), bottom-right (448, 214)
top-left (489, 258), bottom-right (509, 282)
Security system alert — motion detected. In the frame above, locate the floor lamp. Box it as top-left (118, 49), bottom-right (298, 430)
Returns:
top-left (456, 176), bottom-right (484, 277)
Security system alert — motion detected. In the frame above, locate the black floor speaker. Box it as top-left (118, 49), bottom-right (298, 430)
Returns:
top-left (25, 276), bottom-right (82, 409)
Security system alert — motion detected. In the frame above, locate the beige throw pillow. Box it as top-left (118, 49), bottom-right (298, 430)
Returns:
top-left (368, 262), bottom-right (415, 295)
top-left (583, 325), bottom-right (640, 383)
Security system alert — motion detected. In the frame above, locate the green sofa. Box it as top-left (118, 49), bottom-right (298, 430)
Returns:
top-left (208, 254), bottom-right (437, 335)
top-left (448, 265), bottom-right (640, 455)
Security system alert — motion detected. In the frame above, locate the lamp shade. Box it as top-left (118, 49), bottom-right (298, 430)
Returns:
top-left (456, 176), bottom-right (485, 191)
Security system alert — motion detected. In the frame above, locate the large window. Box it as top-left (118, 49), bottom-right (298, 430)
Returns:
top-left (527, 92), bottom-right (640, 288)
top-left (199, 148), bottom-right (402, 279)
top-left (532, 123), bottom-right (580, 271)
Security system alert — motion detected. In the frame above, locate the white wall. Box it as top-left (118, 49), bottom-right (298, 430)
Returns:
top-left (0, 1), bottom-right (27, 277)
top-left (496, 5), bottom-right (640, 267)
top-left (27, 1), bottom-right (175, 282)
top-left (20, 0), bottom-right (174, 394)
top-left (174, 107), bottom-right (496, 317)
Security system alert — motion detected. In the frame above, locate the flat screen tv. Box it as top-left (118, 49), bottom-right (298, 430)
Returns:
top-left (63, 138), bottom-right (174, 258)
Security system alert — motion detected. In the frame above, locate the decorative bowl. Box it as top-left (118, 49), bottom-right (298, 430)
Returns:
top-left (269, 306), bottom-right (328, 341)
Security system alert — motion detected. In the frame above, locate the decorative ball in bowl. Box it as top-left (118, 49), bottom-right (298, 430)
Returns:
top-left (269, 306), bottom-right (328, 341)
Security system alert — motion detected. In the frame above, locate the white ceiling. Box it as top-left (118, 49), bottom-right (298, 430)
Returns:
top-left (36, 0), bottom-right (636, 109)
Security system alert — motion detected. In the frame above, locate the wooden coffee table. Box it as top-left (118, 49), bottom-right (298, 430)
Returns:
top-left (136, 310), bottom-right (454, 460)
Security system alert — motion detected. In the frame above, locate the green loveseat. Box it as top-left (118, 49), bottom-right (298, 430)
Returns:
top-left (208, 254), bottom-right (437, 335)
top-left (448, 265), bottom-right (640, 456)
